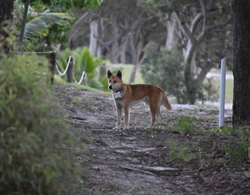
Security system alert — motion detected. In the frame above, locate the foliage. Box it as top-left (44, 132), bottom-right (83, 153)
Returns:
top-left (168, 139), bottom-right (196, 162)
top-left (57, 47), bottom-right (106, 90)
top-left (175, 116), bottom-right (198, 136)
top-left (16, 0), bottom-right (102, 51)
top-left (167, 116), bottom-right (198, 136)
top-left (99, 75), bottom-right (109, 91)
top-left (50, 0), bottom-right (102, 11)
top-left (0, 23), bottom-right (16, 54)
top-left (141, 42), bottom-right (218, 104)
top-left (0, 47), bottom-right (82, 193)
top-left (14, 0), bottom-right (76, 51)
top-left (20, 0), bottom-right (102, 11)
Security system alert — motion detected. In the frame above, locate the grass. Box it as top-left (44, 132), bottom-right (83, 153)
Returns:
top-left (54, 75), bottom-right (110, 95)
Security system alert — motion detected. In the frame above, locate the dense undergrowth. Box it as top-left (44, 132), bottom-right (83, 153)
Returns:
top-left (0, 41), bottom-right (83, 194)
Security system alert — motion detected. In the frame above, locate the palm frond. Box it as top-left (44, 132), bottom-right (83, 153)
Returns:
top-left (24, 13), bottom-right (72, 38)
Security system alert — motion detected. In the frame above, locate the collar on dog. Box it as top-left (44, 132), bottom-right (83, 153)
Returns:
top-left (114, 91), bottom-right (121, 99)
top-left (113, 84), bottom-right (124, 98)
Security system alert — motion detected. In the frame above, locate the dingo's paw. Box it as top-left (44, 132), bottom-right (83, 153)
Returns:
top-left (112, 126), bottom-right (121, 130)
top-left (123, 126), bottom-right (129, 130)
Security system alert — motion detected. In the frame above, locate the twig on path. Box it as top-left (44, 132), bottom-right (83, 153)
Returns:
top-left (119, 165), bottom-right (156, 176)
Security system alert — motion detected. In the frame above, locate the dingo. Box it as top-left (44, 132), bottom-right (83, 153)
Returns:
top-left (107, 70), bottom-right (171, 129)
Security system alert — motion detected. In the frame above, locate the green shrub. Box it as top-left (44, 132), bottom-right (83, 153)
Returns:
top-left (176, 116), bottom-right (198, 136)
top-left (167, 116), bottom-right (198, 136)
top-left (0, 53), bottom-right (81, 194)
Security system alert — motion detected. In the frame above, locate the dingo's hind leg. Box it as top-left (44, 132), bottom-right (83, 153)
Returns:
top-left (156, 108), bottom-right (163, 120)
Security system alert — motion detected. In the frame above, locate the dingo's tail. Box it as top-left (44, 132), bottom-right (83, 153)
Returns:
top-left (162, 93), bottom-right (171, 110)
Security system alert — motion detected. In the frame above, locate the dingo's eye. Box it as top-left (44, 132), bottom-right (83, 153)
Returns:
top-left (109, 80), bottom-right (111, 83)
top-left (114, 81), bottom-right (117, 83)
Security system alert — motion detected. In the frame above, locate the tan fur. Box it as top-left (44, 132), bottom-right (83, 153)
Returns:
top-left (107, 70), bottom-right (171, 129)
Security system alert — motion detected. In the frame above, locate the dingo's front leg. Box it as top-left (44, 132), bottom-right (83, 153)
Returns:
top-left (113, 107), bottom-right (122, 129)
top-left (124, 105), bottom-right (130, 130)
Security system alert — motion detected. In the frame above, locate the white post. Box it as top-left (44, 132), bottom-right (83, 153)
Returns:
top-left (219, 58), bottom-right (227, 127)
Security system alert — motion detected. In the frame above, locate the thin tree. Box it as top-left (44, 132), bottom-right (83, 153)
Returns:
top-left (232, 0), bottom-right (250, 127)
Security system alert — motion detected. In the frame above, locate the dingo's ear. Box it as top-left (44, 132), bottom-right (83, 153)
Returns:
top-left (107, 70), bottom-right (112, 78)
top-left (117, 70), bottom-right (122, 79)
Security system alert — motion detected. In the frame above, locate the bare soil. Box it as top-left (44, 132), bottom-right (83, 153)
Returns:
top-left (53, 83), bottom-right (250, 195)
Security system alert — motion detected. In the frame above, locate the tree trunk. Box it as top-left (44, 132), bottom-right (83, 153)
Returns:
top-left (89, 20), bottom-right (99, 57)
top-left (96, 18), bottom-right (104, 57)
top-left (165, 12), bottom-right (178, 53)
top-left (109, 16), bottom-right (120, 63)
top-left (119, 35), bottom-right (129, 64)
top-left (0, 0), bottom-right (13, 54)
top-left (129, 32), bottom-right (145, 84)
top-left (128, 33), bottom-right (137, 83)
top-left (184, 41), bottom-right (197, 104)
top-left (232, 0), bottom-right (250, 127)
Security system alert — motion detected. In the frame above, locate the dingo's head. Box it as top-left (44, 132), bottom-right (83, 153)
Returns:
top-left (107, 70), bottom-right (123, 92)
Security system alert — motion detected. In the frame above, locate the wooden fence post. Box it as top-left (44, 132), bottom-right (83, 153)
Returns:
top-left (66, 57), bottom-right (74, 83)
top-left (49, 52), bottom-right (56, 85)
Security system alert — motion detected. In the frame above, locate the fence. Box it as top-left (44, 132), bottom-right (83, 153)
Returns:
top-left (55, 56), bottom-right (87, 85)
top-left (11, 51), bottom-right (87, 85)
